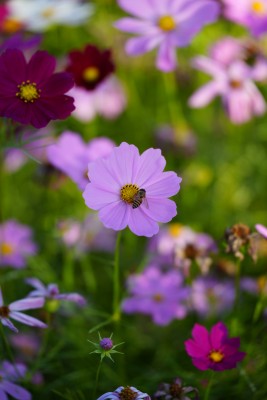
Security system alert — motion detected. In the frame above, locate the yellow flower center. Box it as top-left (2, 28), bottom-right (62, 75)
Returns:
top-left (16, 81), bottom-right (41, 103)
top-left (119, 387), bottom-right (138, 400)
top-left (83, 67), bottom-right (100, 82)
top-left (209, 350), bottom-right (224, 363)
top-left (252, 1), bottom-right (266, 14)
top-left (0, 305), bottom-right (10, 318)
top-left (153, 293), bottom-right (164, 302)
top-left (158, 15), bottom-right (176, 31)
top-left (229, 79), bottom-right (242, 89)
top-left (41, 7), bottom-right (55, 18)
top-left (169, 223), bottom-right (183, 237)
top-left (0, 243), bottom-right (13, 256)
top-left (2, 18), bottom-right (22, 33)
top-left (120, 184), bottom-right (139, 204)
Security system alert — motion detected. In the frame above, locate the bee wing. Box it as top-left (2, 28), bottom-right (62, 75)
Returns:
top-left (143, 197), bottom-right (149, 209)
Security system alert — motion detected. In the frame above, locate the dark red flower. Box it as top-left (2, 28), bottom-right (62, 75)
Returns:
top-left (66, 44), bottom-right (115, 91)
top-left (0, 49), bottom-right (75, 128)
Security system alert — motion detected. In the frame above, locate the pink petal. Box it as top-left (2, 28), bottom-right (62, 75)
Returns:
top-left (126, 35), bottom-right (162, 56)
top-left (2, 382), bottom-right (31, 400)
top-left (145, 171), bottom-right (181, 198)
top-left (255, 224), bottom-right (267, 239)
top-left (192, 323), bottom-right (210, 349)
top-left (1, 318), bottom-right (18, 333)
top-left (118, 0), bottom-right (154, 18)
top-left (107, 142), bottom-right (139, 184)
top-left (191, 357), bottom-right (209, 371)
top-left (25, 278), bottom-right (46, 291)
top-left (115, 17), bottom-right (156, 35)
top-left (83, 184), bottom-right (119, 211)
top-left (142, 198), bottom-right (177, 223)
top-left (191, 56), bottom-right (225, 78)
top-left (9, 297), bottom-right (44, 311)
top-left (156, 40), bottom-right (177, 72)
top-left (189, 81), bottom-right (221, 108)
top-left (128, 207), bottom-right (159, 237)
top-left (184, 338), bottom-right (208, 358)
top-left (98, 201), bottom-right (130, 231)
top-left (210, 322), bottom-right (228, 349)
top-left (0, 288), bottom-right (3, 306)
top-left (10, 311), bottom-right (47, 328)
top-left (135, 148), bottom-right (166, 187)
top-left (87, 157), bottom-right (121, 191)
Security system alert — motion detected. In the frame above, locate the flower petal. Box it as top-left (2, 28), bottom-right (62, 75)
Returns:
top-left (9, 311), bottom-right (47, 328)
top-left (189, 81), bottom-right (222, 108)
top-left (210, 322), bottom-right (228, 349)
top-left (0, 388), bottom-right (8, 400)
top-left (117, 0), bottom-right (154, 18)
top-left (156, 40), bottom-right (177, 72)
top-left (9, 297), bottom-right (44, 311)
top-left (125, 35), bottom-right (162, 56)
top-left (27, 51), bottom-right (56, 84)
top-left (135, 148), bottom-right (166, 187)
top-left (192, 323), bottom-right (210, 349)
top-left (83, 184), bottom-right (119, 211)
top-left (1, 318), bottom-right (18, 333)
top-left (2, 382), bottom-right (31, 400)
top-left (128, 207), bottom-right (159, 237)
top-left (0, 48), bottom-right (26, 84)
top-left (142, 198), bottom-right (177, 223)
top-left (41, 72), bottom-right (74, 95)
top-left (145, 171), bottom-right (181, 198)
top-left (107, 142), bottom-right (140, 185)
top-left (25, 278), bottom-right (46, 291)
top-left (98, 201), bottom-right (130, 231)
top-left (115, 17), bottom-right (156, 35)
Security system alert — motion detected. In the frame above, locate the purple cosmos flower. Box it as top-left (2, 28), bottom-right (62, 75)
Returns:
top-left (0, 48), bottom-right (75, 128)
top-left (190, 277), bottom-right (235, 317)
top-left (0, 288), bottom-right (46, 333)
top-left (0, 220), bottom-right (37, 268)
top-left (185, 322), bottom-right (246, 371)
top-left (255, 223), bottom-right (267, 239)
top-left (47, 131), bottom-right (115, 190)
top-left (189, 57), bottom-right (266, 124)
top-left (26, 278), bottom-right (87, 307)
top-left (122, 265), bottom-right (189, 325)
top-left (223, 0), bottom-right (267, 37)
top-left (0, 360), bottom-right (31, 400)
top-left (115, 0), bottom-right (219, 72)
top-left (69, 77), bottom-right (127, 122)
top-left (97, 386), bottom-right (151, 400)
top-left (83, 142), bottom-right (181, 237)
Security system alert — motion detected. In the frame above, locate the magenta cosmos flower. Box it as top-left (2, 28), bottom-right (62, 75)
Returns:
top-left (83, 142), bottom-right (182, 237)
top-left (185, 322), bottom-right (246, 371)
top-left (97, 386), bottom-right (151, 400)
top-left (122, 265), bottom-right (189, 325)
top-left (0, 220), bottom-right (37, 269)
top-left (0, 49), bottom-right (75, 128)
top-left (223, 0), bottom-right (267, 37)
top-left (0, 288), bottom-right (46, 333)
top-left (114, 0), bottom-right (219, 71)
top-left (0, 361), bottom-right (31, 400)
top-left (189, 57), bottom-right (266, 124)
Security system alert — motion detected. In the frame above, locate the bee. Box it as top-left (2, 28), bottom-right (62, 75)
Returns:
top-left (132, 188), bottom-right (149, 209)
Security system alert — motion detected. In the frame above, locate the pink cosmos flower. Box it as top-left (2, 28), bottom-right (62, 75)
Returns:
top-left (122, 265), bottom-right (189, 325)
top-left (0, 288), bottom-right (46, 333)
top-left (83, 142), bottom-right (182, 237)
top-left (46, 131), bottom-right (115, 190)
top-left (26, 278), bottom-right (87, 307)
top-left (69, 77), bottom-right (127, 122)
top-left (189, 57), bottom-right (266, 124)
top-left (0, 220), bottom-right (37, 268)
top-left (0, 360), bottom-right (31, 400)
top-left (0, 49), bottom-right (75, 128)
top-left (185, 322), bottom-right (246, 371)
top-left (223, 0), bottom-right (267, 37)
top-left (255, 223), bottom-right (267, 239)
top-left (115, 0), bottom-right (219, 71)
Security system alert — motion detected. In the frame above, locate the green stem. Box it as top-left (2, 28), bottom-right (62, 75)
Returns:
top-left (93, 359), bottom-right (102, 399)
top-left (234, 258), bottom-right (242, 311)
top-left (112, 231), bottom-right (122, 322)
top-left (204, 371), bottom-right (215, 400)
top-left (163, 72), bottom-right (183, 126)
top-left (0, 324), bottom-right (15, 363)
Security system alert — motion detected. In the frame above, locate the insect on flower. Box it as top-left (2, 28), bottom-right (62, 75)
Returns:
top-left (132, 188), bottom-right (149, 209)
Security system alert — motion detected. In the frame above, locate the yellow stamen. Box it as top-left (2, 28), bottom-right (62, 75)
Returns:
top-left (169, 223), bottom-right (183, 237)
top-left (158, 15), bottom-right (176, 32)
top-left (41, 7), bottom-right (55, 18)
top-left (120, 184), bottom-right (139, 204)
top-left (16, 80), bottom-right (40, 103)
top-left (252, 1), bottom-right (266, 14)
top-left (83, 67), bottom-right (100, 82)
top-left (119, 387), bottom-right (138, 400)
top-left (153, 294), bottom-right (164, 302)
top-left (209, 350), bottom-right (224, 363)
top-left (0, 243), bottom-right (13, 256)
top-left (229, 80), bottom-right (242, 89)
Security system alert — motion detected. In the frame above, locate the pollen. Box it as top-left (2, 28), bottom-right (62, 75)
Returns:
top-left (0, 305), bottom-right (10, 318)
top-left (229, 79), bottom-right (242, 89)
top-left (209, 350), bottom-right (224, 363)
top-left (153, 293), bottom-right (164, 302)
top-left (120, 184), bottom-right (139, 204)
top-left (41, 7), bottom-right (55, 18)
top-left (119, 387), bottom-right (138, 400)
top-left (0, 242), bottom-right (13, 256)
top-left (169, 223), bottom-right (183, 237)
top-left (252, 1), bottom-right (266, 14)
top-left (158, 15), bottom-right (176, 31)
top-left (83, 67), bottom-right (100, 82)
top-left (16, 80), bottom-right (40, 103)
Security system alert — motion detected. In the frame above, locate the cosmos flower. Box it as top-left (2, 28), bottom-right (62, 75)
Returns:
top-left (97, 386), bottom-right (151, 400)
top-left (69, 77), bottom-right (127, 122)
top-left (47, 132), bottom-right (115, 190)
top-left (0, 220), bottom-right (37, 268)
top-left (222, 0), bottom-right (267, 37)
top-left (189, 57), bottom-right (266, 124)
top-left (26, 278), bottom-right (87, 307)
top-left (0, 49), bottom-right (75, 128)
top-left (66, 45), bottom-right (115, 91)
top-left (0, 360), bottom-right (31, 400)
top-left (7, 0), bottom-right (93, 32)
top-left (185, 322), bottom-right (246, 371)
top-left (224, 223), bottom-right (259, 261)
top-left (0, 287), bottom-right (46, 333)
top-left (114, 0), bottom-right (219, 71)
top-left (190, 277), bottom-right (235, 317)
top-left (122, 265), bottom-right (189, 325)
top-left (83, 142), bottom-right (181, 237)
top-left (153, 377), bottom-right (199, 400)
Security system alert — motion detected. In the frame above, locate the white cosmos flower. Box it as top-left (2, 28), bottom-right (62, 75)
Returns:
top-left (8, 0), bottom-right (93, 32)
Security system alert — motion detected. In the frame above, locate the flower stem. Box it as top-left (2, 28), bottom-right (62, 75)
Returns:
top-left (0, 324), bottom-right (15, 363)
top-left (204, 371), bottom-right (215, 400)
top-left (234, 258), bottom-right (242, 311)
top-left (93, 359), bottom-right (102, 398)
top-left (113, 231), bottom-right (122, 322)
